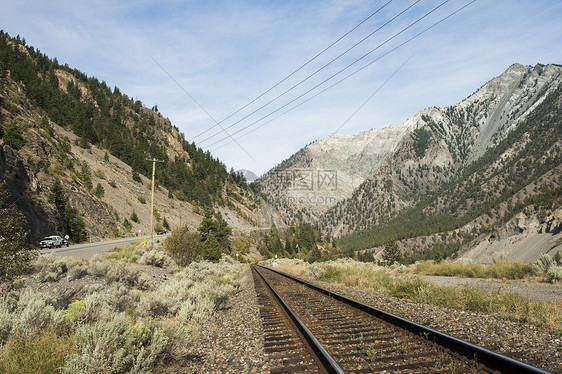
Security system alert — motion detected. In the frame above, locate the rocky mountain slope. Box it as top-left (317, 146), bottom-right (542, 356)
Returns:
top-left (0, 32), bottom-right (260, 242)
top-left (258, 63), bottom-right (562, 261)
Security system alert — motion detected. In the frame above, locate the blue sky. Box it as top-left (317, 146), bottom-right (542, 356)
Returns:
top-left (2, 1), bottom-right (561, 176)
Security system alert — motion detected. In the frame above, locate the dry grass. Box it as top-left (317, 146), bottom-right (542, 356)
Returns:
top-left (414, 260), bottom-right (535, 280)
top-left (272, 259), bottom-right (562, 331)
top-left (0, 328), bottom-right (75, 374)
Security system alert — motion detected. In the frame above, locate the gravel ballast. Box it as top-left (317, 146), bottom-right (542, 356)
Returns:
top-left (181, 264), bottom-right (561, 373)
top-left (176, 266), bottom-right (271, 373)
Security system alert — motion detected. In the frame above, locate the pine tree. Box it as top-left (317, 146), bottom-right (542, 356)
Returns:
top-left (0, 181), bottom-right (37, 282)
top-left (202, 233), bottom-right (222, 262)
top-left (381, 239), bottom-right (403, 266)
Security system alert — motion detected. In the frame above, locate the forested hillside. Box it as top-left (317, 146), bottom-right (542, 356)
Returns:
top-left (337, 81), bottom-right (562, 259)
top-left (0, 31), bottom-right (231, 204)
top-left (0, 31), bottom-right (257, 240)
top-left (257, 63), bottom-right (562, 262)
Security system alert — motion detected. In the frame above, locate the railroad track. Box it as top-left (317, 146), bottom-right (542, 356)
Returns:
top-left (252, 265), bottom-right (549, 374)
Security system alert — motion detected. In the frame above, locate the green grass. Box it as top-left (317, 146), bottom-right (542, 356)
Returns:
top-left (106, 243), bottom-right (143, 262)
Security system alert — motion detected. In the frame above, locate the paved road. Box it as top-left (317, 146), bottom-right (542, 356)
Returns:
top-left (40, 235), bottom-right (166, 258)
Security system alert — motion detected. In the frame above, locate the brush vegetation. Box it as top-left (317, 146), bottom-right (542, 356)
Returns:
top-left (0, 243), bottom-right (243, 373)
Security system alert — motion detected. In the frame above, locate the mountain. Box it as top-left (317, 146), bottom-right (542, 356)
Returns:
top-left (257, 63), bottom-right (562, 262)
top-left (0, 31), bottom-right (261, 241)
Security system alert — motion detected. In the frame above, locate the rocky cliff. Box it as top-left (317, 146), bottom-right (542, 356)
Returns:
top-left (258, 63), bottom-right (562, 261)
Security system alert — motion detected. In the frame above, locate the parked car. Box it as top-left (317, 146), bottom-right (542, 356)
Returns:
top-left (156, 229), bottom-right (167, 235)
top-left (39, 235), bottom-right (65, 249)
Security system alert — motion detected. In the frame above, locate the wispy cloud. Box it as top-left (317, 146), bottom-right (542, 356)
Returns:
top-left (1, 0), bottom-right (561, 175)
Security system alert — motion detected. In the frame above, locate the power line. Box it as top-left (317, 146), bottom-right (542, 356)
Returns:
top-left (189, 0), bottom-right (395, 141)
top-left (208, 0), bottom-right (476, 151)
top-left (201, 0), bottom-right (453, 148)
top-left (331, 54), bottom-right (414, 135)
top-left (211, 55), bottom-right (412, 153)
top-left (196, 0), bottom-right (423, 146)
top-left (149, 54), bottom-right (258, 162)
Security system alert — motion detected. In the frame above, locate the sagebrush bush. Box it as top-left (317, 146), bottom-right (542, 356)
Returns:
top-left (34, 254), bottom-right (89, 283)
top-left (106, 262), bottom-right (140, 287)
top-left (534, 254), bottom-right (555, 274)
top-left (64, 293), bottom-right (115, 325)
top-left (0, 288), bottom-right (65, 343)
top-left (0, 248), bottom-right (243, 371)
top-left (0, 328), bottom-right (74, 374)
top-left (87, 259), bottom-right (111, 278)
top-left (139, 249), bottom-right (177, 270)
top-left (137, 291), bottom-right (171, 318)
top-left (547, 266), bottom-right (562, 283)
top-left (62, 314), bottom-right (189, 374)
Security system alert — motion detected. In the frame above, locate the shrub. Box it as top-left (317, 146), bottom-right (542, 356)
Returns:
top-left (94, 169), bottom-right (105, 179)
top-left (64, 294), bottom-right (115, 325)
top-left (547, 266), bottom-right (562, 283)
top-left (106, 262), bottom-right (140, 287)
top-left (0, 328), bottom-right (74, 374)
top-left (139, 250), bottom-right (176, 270)
top-left (137, 292), bottom-right (170, 318)
top-left (0, 181), bottom-right (37, 282)
top-left (138, 195), bottom-right (146, 204)
top-left (164, 227), bottom-right (202, 266)
top-left (62, 315), bottom-right (138, 373)
top-left (62, 314), bottom-right (189, 374)
top-left (2, 123), bottom-right (25, 150)
top-left (93, 182), bottom-right (104, 198)
top-left (534, 254), bottom-right (555, 274)
top-left (122, 217), bottom-right (132, 232)
top-left (0, 288), bottom-right (65, 341)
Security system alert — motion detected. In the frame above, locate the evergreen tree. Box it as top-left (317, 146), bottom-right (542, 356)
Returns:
top-left (0, 181), bottom-right (37, 282)
top-left (2, 123), bottom-right (25, 150)
top-left (202, 233), bottom-right (221, 262)
top-left (198, 209), bottom-right (232, 251)
top-left (381, 239), bottom-right (403, 266)
top-left (50, 179), bottom-right (87, 242)
top-left (93, 182), bottom-right (104, 198)
top-left (79, 161), bottom-right (92, 189)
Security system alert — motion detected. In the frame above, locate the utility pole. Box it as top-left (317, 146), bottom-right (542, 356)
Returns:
top-left (147, 157), bottom-right (164, 247)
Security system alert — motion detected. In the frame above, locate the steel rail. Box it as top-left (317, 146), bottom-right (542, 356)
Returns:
top-left (258, 265), bottom-right (550, 374)
top-left (252, 265), bottom-right (345, 374)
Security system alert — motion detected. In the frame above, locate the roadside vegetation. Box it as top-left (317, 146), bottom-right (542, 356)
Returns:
top-left (414, 251), bottom-right (562, 283)
top-left (269, 258), bottom-right (562, 332)
top-left (0, 243), bottom-right (244, 373)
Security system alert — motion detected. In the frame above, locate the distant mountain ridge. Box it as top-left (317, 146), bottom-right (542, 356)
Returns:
top-left (257, 63), bottom-right (562, 261)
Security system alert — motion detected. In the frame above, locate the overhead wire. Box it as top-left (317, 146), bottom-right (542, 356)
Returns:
top-left (196, 0), bottom-right (423, 146)
top-left (210, 55), bottom-right (412, 153)
top-left (201, 0), bottom-right (452, 149)
top-left (188, 0), bottom-right (395, 141)
top-left (208, 0), bottom-right (476, 151)
top-left (149, 55), bottom-right (257, 162)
